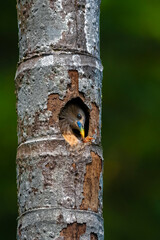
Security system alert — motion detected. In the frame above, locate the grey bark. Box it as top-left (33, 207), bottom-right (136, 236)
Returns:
top-left (15, 0), bottom-right (103, 239)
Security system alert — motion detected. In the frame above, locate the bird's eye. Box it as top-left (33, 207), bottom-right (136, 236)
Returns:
top-left (77, 113), bottom-right (82, 120)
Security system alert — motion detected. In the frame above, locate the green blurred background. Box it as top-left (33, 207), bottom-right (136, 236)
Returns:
top-left (0, 0), bottom-right (160, 239)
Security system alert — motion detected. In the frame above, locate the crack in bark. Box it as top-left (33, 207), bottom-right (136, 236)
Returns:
top-left (17, 206), bottom-right (103, 221)
top-left (17, 50), bottom-right (100, 66)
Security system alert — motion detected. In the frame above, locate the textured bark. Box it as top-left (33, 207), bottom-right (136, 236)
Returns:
top-left (16, 0), bottom-right (103, 239)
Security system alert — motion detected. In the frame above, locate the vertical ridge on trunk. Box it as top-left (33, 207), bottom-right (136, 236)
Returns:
top-left (15, 0), bottom-right (104, 239)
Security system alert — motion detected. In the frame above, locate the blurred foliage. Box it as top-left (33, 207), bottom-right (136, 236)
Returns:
top-left (101, 0), bottom-right (160, 239)
top-left (0, 0), bottom-right (160, 239)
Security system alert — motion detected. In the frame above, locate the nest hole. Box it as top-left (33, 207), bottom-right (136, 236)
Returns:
top-left (59, 97), bottom-right (90, 145)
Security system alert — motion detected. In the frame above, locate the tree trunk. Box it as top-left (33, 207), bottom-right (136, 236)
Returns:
top-left (15, 0), bottom-right (103, 239)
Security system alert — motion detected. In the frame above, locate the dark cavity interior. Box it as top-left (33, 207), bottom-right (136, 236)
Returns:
top-left (59, 97), bottom-right (89, 138)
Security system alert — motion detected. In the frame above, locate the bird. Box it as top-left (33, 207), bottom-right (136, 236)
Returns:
top-left (59, 103), bottom-right (93, 146)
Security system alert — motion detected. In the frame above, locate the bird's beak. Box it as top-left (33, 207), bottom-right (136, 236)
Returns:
top-left (77, 121), bottom-right (85, 139)
top-left (80, 127), bottom-right (85, 139)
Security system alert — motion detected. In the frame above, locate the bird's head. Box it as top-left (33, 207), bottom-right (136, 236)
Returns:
top-left (60, 104), bottom-right (86, 139)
